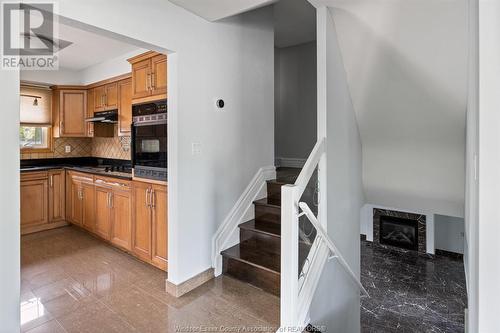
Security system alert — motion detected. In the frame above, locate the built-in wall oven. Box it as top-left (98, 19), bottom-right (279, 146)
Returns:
top-left (131, 100), bottom-right (167, 182)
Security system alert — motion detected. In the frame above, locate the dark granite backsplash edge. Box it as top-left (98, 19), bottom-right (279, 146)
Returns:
top-left (21, 157), bottom-right (131, 168)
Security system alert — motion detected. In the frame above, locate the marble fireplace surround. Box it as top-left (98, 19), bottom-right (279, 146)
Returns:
top-left (373, 208), bottom-right (426, 253)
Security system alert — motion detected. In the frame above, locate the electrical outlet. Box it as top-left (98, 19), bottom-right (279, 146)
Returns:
top-left (65, 145), bottom-right (71, 153)
top-left (192, 143), bottom-right (202, 155)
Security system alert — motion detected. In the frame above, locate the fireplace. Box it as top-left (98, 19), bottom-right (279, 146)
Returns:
top-left (379, 215), bottom-right (418, 251)
top-left (373, 208), bottom-right (427, 253)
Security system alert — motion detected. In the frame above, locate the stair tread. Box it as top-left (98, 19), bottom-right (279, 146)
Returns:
top-left (239, 219), bottom-right (280, 237)
top-left (254, 197), bottom-right (281, 208)
top-left (221, 240), bottom-right (281, 274)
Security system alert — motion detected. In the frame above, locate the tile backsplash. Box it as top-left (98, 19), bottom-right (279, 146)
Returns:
top-left (21, 130), bottom-right (131, 161)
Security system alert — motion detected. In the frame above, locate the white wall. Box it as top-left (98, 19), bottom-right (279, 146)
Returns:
top-left (477, 0), bottom-right (500, 331)
top-left (328, 0), bottom-right (467, 218)
top-left (0, 61), bottom-right (21, 332)
top-left (465, 0), bottom-right (479, 330)
top-left (274, 41), bottom-right (317, 164)
top-left (309, 7), bottom-right (364, 332)
top-left (434, 215), bottom-right (465, 254)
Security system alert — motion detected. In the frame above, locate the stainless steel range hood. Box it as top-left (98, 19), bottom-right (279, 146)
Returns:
top-left (86, 110), bottom-right (118, 123)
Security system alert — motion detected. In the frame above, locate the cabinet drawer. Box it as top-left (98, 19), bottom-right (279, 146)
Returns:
top-left (21, 171), bottom-right (48, 181)
top-left (94, 176), bottom-right (130, 189)
top-left (68, 171), bottom-right (94, 183)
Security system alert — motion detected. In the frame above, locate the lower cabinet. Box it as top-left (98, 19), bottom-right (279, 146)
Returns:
top-left (48, 170), bottom-right (65, 223)
top-left (21, 170), bottom-right (67, 235)
top-left (94, 185), bottom-right (112, 240)
top-left (132, 181), bottom-right (168, 271)
top-left (21, 172), bottom-right (49, 232)
top-left (110, 187), bottom-right (132, 251)
top-left (21, 171), bottom-right (167, 270)
top-left (94, 177), bottom-right (132, 250)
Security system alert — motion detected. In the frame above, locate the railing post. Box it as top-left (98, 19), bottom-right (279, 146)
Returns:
top-left (281, 184), bottom-right (299, 329)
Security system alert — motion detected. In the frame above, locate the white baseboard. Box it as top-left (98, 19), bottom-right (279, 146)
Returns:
top-left (276, 157), bottom-right (307, 168)
top-left (212, 165), bottom-right (276, 276)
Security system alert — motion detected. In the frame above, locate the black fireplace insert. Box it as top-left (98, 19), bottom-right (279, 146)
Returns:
top-left (379, 215), bottom-right (418, 251)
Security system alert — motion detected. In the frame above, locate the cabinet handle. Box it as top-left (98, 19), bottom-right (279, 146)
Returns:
top-left (145, 188), bottom-right (151, 207)
top-left (148, 73), bottom-right (152, 92)
top-left (151, 189), bottom-right (156, 209)
top-left (151, 72), bottom-right (155, 90)
top-left (50, 175), bottom-right (53, 188)
top-left (109, 193), bottom-right (113, 208)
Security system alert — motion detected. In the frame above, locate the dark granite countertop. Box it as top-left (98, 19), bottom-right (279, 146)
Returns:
top-left (20, 157), bottom-right (133, 180)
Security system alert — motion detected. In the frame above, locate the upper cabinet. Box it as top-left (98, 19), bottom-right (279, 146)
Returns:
top-left (128, 51), bottom-right (167, 104)
top-left (52, 87), bottom-right (88, 137)
top-left (94, 82), bottom-right (118, 112)
top-left (118, 78), bottom-right (132, 136)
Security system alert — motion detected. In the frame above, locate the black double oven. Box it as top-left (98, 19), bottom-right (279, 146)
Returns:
top-left (131, 100), bottom-right (167, 182)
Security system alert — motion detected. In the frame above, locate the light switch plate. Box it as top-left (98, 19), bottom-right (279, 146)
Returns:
top-left (192, 142), bottom-right (202, 155)
top-left (65, 145), bottom-right (71, 153)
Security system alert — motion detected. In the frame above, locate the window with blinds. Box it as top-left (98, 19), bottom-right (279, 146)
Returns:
top-left (20, 85), bottom-right (52, 150)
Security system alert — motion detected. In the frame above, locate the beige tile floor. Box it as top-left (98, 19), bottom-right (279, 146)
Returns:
top-left (21, 226), bottom-right (280, 333)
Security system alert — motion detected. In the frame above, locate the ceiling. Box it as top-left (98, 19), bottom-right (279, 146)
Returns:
top-left (168, 0), bottom-right (277, 21)
top-left (53, 22), bottom-right (139, 71)
top-left (274, 0), bottom-right (316, 48)
top-left (329, 0), bottom-right (467, 216)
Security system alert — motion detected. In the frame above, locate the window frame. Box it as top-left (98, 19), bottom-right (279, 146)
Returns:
top-left (19, 125), bottom-right (53, 153)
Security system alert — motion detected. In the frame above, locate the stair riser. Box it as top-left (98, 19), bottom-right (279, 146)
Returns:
top-left (240, 229), bottom-right (281, 255)
top-left (267, 182), bottom-right (282, 202)
top-left (254, 204), bottom-right (281, 224)
top-left (223, 256), bottom-right (280, 296)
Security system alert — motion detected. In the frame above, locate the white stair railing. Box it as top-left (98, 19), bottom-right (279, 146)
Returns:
top-left (280, 137), bottom-right (368, 331)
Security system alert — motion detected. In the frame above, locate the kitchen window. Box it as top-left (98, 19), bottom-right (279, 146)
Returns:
top-left (20, 85), bottom-right (53, 151)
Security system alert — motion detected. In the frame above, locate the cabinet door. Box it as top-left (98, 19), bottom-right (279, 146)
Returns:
top-left (69, 179), bottom-right (83, 225)
top-left (111, 188), bottom-right (132, 251)
top-left (131, 59), bottom-right (151, 99)
top-left (95, 186), bottom-right (111, 240)
top-left (105, 82), bottom-right (118, 110)
top-left (151, 184), bottom-right (167, 271)
top-left (151, 54), bottom-right (167, 97)
top-left (48, 170), bottom-right (65, 223)
top-left (21, 179), bottom-right (48, 228)
top-left (132, 182), bottom-right (152, 262)
top-left (60, 90), bottom-right (87, 137)
top-left (117, 79), bottom-right (132, 136)
top-left (82, 182), bottom-right (95, 232)
top-left (87, 88), bottom-right (94, 137)
top-left (94, 85), bottom-right (106, 112)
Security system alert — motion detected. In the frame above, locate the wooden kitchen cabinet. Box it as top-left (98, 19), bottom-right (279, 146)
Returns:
top-left (87, 88), bottom-right (95, 137)
top-left (132, 181), bottom-right (152, 262)
top-left (94, 82), bottom-right (118, 112)
top-left (110, 187), bottom-right (132, 251)
top-left (48, 169), bottom-right (65, 223)
top-left (128, 51), bottom-right (167, 103)
top-left (117, 78), bottom-right (132, 136)
top-left (94, 177), bottom-right (132, 247)
top-left (94, 85), bottom-right (106, 112)
top-left (94, 185), bottom-right (112, 241)
top-left (132, 181), bottom-right (168, 271)
top-left (151, 54), bottom-right (167, 97)
top-left (21, 172), bottom-right (49, 231)
top-left (151, 184), bottom-right (168, 270)
top-left (55, 89), bottom-right (88, 137)
top-left (66, 171), bottom-right (93, 227)
top-left (81, 182), bottom-right (95, 232)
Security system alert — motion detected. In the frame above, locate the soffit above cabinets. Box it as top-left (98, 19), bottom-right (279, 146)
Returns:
top-left (168, 0), bottom-right (278, 21)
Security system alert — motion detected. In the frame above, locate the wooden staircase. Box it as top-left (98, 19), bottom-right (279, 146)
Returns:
top-left (221, 170), bottom-right (307, 296)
